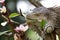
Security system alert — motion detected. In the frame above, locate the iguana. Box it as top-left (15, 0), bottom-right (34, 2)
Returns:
top-left (25, 7), bottom-right (60, 40)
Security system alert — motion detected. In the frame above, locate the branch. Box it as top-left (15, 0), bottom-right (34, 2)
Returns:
top-left (28, 0), bottom-right (43, 7)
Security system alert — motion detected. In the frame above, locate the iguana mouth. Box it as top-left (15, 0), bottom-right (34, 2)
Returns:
top-left (27, 16), bottom-right (47, 22)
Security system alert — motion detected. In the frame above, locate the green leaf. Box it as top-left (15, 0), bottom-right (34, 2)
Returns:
top-left (9, 13), bottom-right (20, 18)
top-left (0, 30), bottom-right (11, 36)
top-left (40, 20), bottom-right (47, 28)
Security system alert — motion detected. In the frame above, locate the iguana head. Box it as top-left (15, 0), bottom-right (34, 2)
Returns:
top-left (26, 7), bottom-right (52, 22)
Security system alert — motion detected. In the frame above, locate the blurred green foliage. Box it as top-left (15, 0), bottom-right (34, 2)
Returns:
top-left (0, 30), bottom-right (11, 36)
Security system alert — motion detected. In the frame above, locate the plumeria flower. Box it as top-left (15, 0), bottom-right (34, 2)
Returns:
top-left (0, 6), bottom-right (6, 13)
top-left (0, 0), bottom-right (5, 3)
top-left (1, 21), bottom-right (8, 26)
top-left (14, 23), bottom-right (29, 33)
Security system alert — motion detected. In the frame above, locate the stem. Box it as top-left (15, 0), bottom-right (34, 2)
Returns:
top-left (6, 10), bottom-right (14, 33)
top-left (2, 2), bottom-right (14, 33)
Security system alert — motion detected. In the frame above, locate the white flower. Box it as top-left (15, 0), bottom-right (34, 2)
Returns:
top-left (14, 23), bottom-right (29, 32)
top-left (0, 6), bottom-right (6, 13)
top-left (0, 0), bottom-right (5, 3)
top-left (1, 21), bottom-right (8, 26)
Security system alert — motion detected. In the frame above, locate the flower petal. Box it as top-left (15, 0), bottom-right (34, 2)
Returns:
top-left (14, 24), bottom-right (29, 33)
top-left (19, 24), bottom-right (29, 32)
top-left (0, 0), bottom-right (5, 3)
